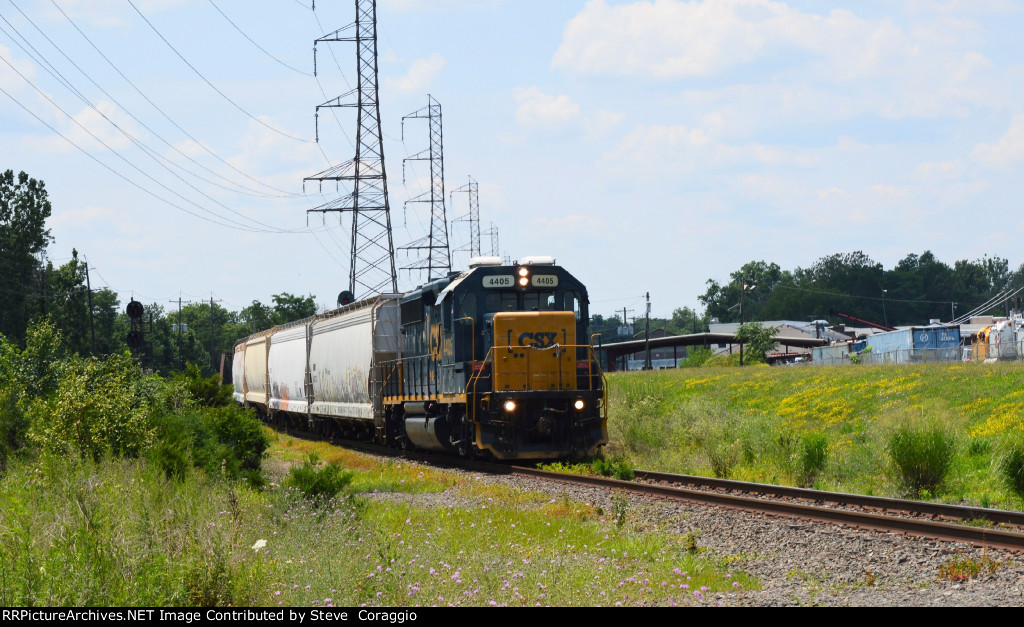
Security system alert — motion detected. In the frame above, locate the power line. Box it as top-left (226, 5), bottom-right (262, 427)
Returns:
top-left (0, 22), bottom-right (303, 233)
top-left (5, 2), bottom-right (309, 200)
top-left (48, 0), bottom-right (306, 198)
top-left (0, 79), bottom-right (295, 233)
top-left (208, 0), bottom-right (313, 77)
top-left (126, 0), bottom-right (312, 144)
top-left (773, 283), bottom-right (993, 306)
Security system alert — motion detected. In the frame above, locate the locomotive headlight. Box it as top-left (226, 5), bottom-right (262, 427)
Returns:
top-left (518, 267), bottom-right (529, 277)
top-left (574, 399), bottom-right (585, 411)
top-left (504, 400), bottom-right (517, 413)
top-left (518, 277), bottom-right (529, 287)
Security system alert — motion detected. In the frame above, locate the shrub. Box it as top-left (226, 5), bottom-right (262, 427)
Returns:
top-left (707, 441), bottom-right (740, 478)
top-left (174, 363), bottom-right (233, 408)
top-left (702, 353), bottom-right (741, 368)
top-left (285, 453), bottom-right (354, 502)
top-left (678, 347), bottom-right (713, 368)
top-left (16, 317), bottom-right (65, 398)
top-left (887, 423), bottom-right (956, 495)
top-left (591, 455), bottom-right (635, 481)
top-left (148, 405), bottom-right (268, 482)
top-left (27, 352), bottom-right (154, 461)
top-left (796, 432), bottom-right (829, 487)
top-left (995, 435), bottom-right (1024, 499)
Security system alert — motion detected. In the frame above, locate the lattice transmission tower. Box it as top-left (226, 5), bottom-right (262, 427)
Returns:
top-left (399, 95), bottom-right (451, 281)
top-left (484, 222), bottom-right (500, 258)
top-left (450, 176), bottom-right (481, 261)
top-left (304, 0), bottom-right (397, 299)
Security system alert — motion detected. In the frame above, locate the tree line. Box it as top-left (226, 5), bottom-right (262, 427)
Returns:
top-left (700, 252), bottom-right (1024, 328)
top-left (592, 252), bottom-right (1024, 340)
top-left (0, 170), bottom-right (316, 376)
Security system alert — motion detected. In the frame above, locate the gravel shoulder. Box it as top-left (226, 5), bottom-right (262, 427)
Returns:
top-left (389, 458), bottom-right (1024, 607)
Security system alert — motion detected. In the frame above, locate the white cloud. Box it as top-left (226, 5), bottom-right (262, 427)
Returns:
top-left (0, 43), bottom-right (36, 91)
top-left (386, 54), bottom-right (445, 93)
top-left (43, 0), bottom-right (196, 28)
top-left (534, 214), bottom-right (605, 236)
top-left (604, 113), bottom-right (815, 176)
top-left (972, 115), bottom-right (1024, 167)
top-left (514, 87), bottom-right (580, 128)
top-left (49, 205), bottom-right (118, 229)
top-left (228, 116), bottom-right (323, 190)
top-left (913, 159), bottom-right (963, 182)
top-left (24, 101), bottom-right (143, 154)
top-left (551, 0), bottom-right (1006, 125)
top-left (380, 0), bottom-right (506, 12)
top-left (554, 0), bottom-right (913, 80)
top-left (582, 109), bottom-right (625, 140)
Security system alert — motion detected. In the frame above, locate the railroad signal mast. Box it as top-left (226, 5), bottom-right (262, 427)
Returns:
top-left (305, 0), bottom-right (397, 299)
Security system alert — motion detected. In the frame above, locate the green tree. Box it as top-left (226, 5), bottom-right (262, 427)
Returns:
top-left (271, 292), bottom-right (317, 325)
top-left (700, 260), bottom-right (782, 323)
top-left (0, 170), bottom-right (52, 345)
top-left (46, 250), bottom-right (91, 355)
top-left (735, 322), bottom-right (777, 364)
top-left (91, 288), bottom-right (122, 355)
top-left (666, 307), bottom-right (707, 334)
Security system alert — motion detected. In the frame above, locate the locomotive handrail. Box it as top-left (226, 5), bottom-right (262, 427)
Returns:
top-left (466, 343), bottom-right (607, 423)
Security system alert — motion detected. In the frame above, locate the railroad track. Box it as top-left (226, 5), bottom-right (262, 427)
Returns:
top-left (274, 428), bottom-right (1024, 552)
top-left (496, 465), bottom-right (1024, 553)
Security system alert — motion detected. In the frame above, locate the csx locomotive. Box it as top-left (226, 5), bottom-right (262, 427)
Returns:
top-left (232, 256), bottom-right (607, 460)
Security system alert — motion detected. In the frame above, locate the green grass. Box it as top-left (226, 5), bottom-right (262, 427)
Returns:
top-left (0, 436), bottom-right (755, 607)
top-left (606, 362), bottom-right (1024, 509)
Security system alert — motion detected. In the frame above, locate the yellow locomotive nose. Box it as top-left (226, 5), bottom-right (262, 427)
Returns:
top-left (492, 311), bottom-right (577, 392)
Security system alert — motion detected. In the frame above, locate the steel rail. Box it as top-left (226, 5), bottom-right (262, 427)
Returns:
top-left (265, 427), bottom-right (1024, 551)
top-left (500, 466), bottom-right (1024, 553)
top-left (633, 470), bottom-right (1024, 528)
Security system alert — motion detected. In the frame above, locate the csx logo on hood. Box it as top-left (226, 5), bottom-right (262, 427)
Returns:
top-left (518, 332), bottom-right (557, 348)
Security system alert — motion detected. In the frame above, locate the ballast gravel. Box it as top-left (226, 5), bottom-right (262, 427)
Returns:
top-left (383, 459), bottom-right (1024, 607)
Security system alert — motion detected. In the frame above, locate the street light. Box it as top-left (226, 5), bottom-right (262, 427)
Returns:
top-left (739, 283), bottom-right (756, 366)
top-left (882, 289), bottom-right (888, 329)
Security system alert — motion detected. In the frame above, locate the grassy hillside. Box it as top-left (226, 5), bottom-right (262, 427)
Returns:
top-left (606, 362), bottom-right (1024, 508)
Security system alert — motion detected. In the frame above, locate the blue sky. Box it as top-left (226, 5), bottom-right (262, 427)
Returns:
top-left (1, 0), bottom-right (1023, 319)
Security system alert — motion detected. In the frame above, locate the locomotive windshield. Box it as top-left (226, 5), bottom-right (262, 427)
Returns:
top-left (476, 290), bottom-right (581, 316)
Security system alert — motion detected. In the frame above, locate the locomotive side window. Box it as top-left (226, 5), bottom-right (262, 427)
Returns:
top-left (401, 298), bottom-right (423, 325)
top-left (565, 291), bottom-right (582, 320)
top-left (442, 300), bottom-right (453, 330)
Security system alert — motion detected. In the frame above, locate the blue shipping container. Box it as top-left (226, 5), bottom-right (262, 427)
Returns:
top-left (864, 325), bottom-right (960, 364)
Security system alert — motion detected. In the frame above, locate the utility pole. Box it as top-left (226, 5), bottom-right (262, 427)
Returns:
top-left (305, 0), bottom-right (397, 298)
top-left (739, 282), bottom-right (755, 366)
top-left (83, 261), bottom-right (96, 355)
top-left (644, 292), bottom-right (652, 370)
top-left (209, 294), bottom-right (222, 376)
top-left (400, 95), bottom-right (451, 280)
top-left (170, 294), bottom-right (187, 371)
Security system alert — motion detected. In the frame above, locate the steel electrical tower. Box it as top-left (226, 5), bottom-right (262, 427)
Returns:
top-left (304, 0), bottom-right (397, 298)
top-left (484, 222), bottom-right (500, 257)
top-left (399, 95), bottom-right (451, 280)
top-left (450, 176), bottom-right (481, 260)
